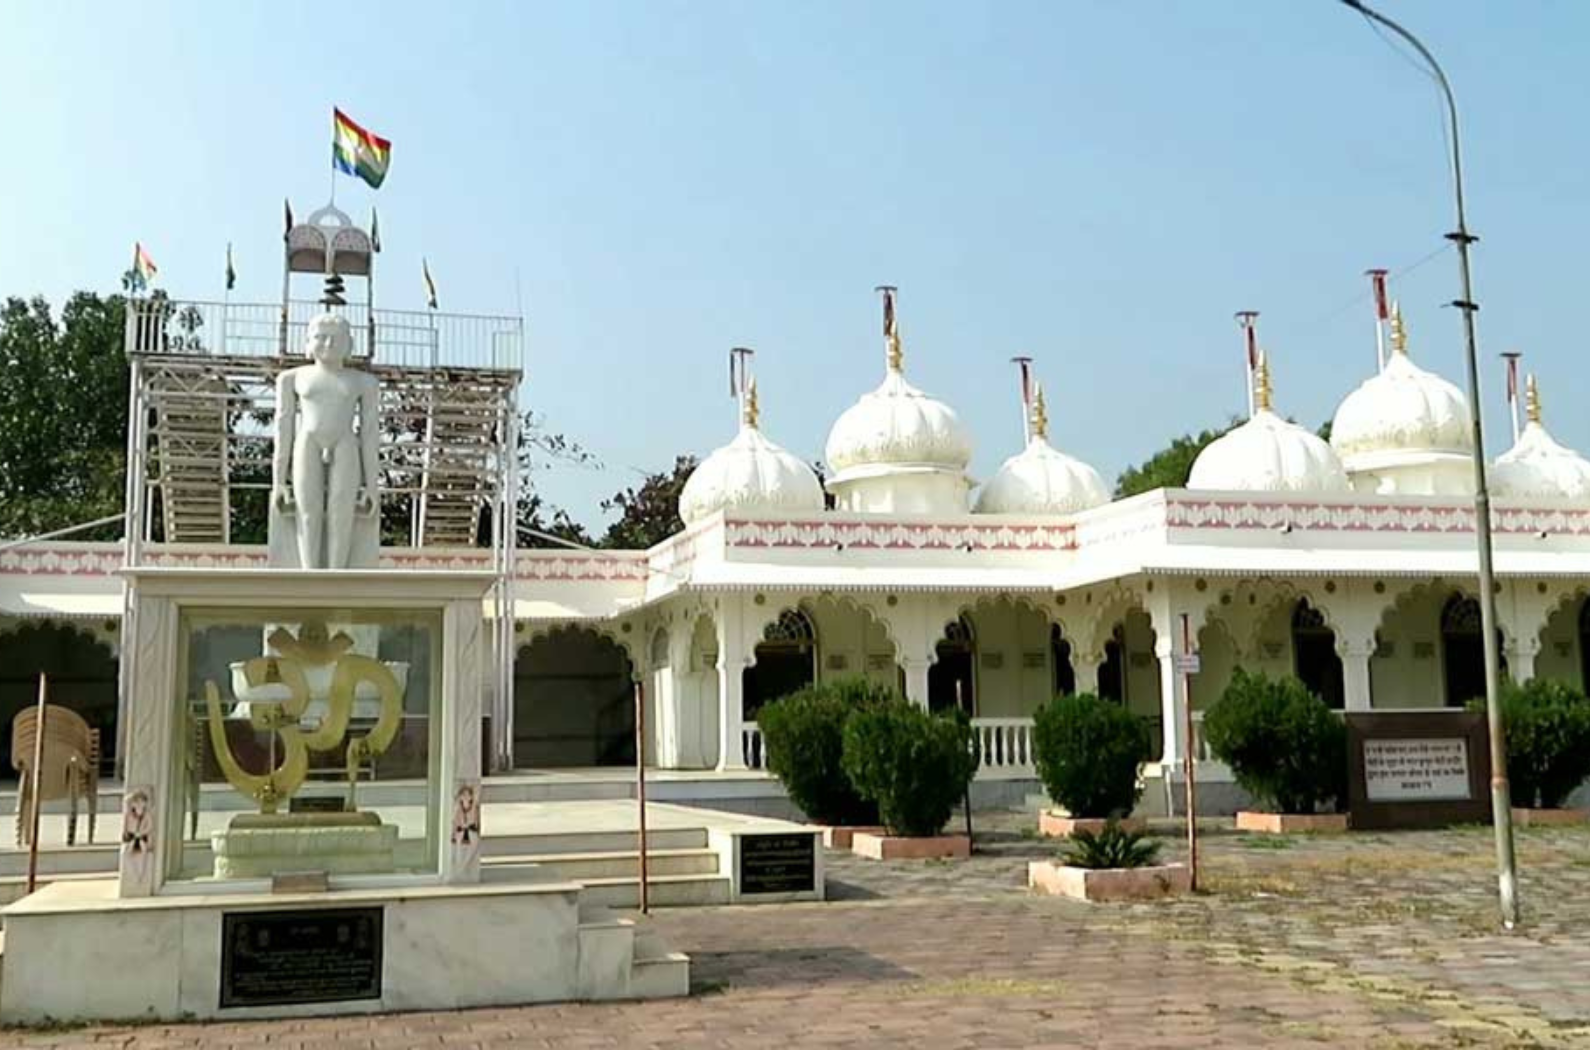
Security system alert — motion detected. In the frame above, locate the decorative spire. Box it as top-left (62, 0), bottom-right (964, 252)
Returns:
top-left (1389, 300), bottom-right (1408, 355)
top-left (877, 284), bottom-right (903, 372)
top-left (1030, 383), bottom-right (1049, 441)
top-left (1525, 373), bottom-right (1542, 425)
top-left (743, 377), bottom-right (760, 429)
top-left (1254, 351), bottom-right (1273, 413)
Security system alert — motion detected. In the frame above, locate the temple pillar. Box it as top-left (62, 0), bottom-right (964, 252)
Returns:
top-left (715, 598), bottom-right (749, 771)
top-left (1340, 638), bottom-right (1375, 711)
top-left (1504, 637), bottom-right (1539, 685)
top-left (1073, 655), bottom-right (1100, 697)
top-left (1148, 583), bottom-right (1206, 767)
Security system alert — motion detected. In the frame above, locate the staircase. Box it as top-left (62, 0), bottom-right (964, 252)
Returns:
top-left (414, 370), bottom-right (516, 548)
top-left (0, 820), bottom-right (732, 910)
top-left (146, 366), bottom-right (234, 543)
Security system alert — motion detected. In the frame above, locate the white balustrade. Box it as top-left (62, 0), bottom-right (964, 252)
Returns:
top-left (970, 717), bottom-right (1036, 778)
top-left (741, 723), bottom-right (766, 770)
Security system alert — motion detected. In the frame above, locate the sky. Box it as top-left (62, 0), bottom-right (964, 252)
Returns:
top-left (4, 1), bottom-right (1589, 530)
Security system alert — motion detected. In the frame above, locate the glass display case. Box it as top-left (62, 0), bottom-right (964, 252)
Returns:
top-left (169, 605), bottom-right (443, 884)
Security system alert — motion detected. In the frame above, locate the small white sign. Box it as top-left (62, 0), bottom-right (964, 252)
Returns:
top-left (1174, 653), bottom-right (1201, 675)
top-left (1363, 738), bottom-right (1471, 802)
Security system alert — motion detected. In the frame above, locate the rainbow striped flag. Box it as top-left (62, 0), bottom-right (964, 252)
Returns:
top-left (333, 109), bottom-right (391, 189)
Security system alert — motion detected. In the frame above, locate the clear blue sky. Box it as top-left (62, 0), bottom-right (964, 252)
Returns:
top-left (4, 1), bottom-right (1587, 528)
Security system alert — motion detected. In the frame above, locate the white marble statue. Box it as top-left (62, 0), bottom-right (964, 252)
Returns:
top-left (271, 313), bottom-right (381, 569)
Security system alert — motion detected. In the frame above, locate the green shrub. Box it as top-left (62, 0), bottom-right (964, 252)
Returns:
top-left (1060, 821), bottom-right (1163, 870)
top-left (1032, 692), bottom-right (1151, 818)
top-left (758, 678), bottom-right (896, 826)
top-left (841, 699), bottom-right (980, 837)
top-left (1201, 668), bottom-right (1346, 814)
top-left (1476, 679), bottom-right (1590, 809)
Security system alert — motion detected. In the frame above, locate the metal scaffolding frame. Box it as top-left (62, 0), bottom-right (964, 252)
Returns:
top-left (117, 303), bottom-right (524, 773)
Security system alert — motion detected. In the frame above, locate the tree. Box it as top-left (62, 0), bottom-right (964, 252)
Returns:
top-left (0, 293), bottom-right (129, 539)
top-left (598, 455), bottom-right (697, 549)
top-left (1113, 422), bottom-right (1235, 498)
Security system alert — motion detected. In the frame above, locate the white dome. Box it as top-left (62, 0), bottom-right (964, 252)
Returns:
top-left (1330, 313), bottom-right (1472, 462)
top-left (974, 388), bottom-right (1109, 514)
top-left (678, 393), bottom-right (824, 526)
top-left (824, 367), bottom-right (972, 480)
top-left (1188, 409), bottom-right (1350, 493)
top-left (975, 438), bottom-right (1110, 514)
top-left (1491, 379), bottom-right (1590, 501)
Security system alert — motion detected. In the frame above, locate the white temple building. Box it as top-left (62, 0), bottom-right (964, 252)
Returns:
top-left (5, 266), bottom-right (1590, 814)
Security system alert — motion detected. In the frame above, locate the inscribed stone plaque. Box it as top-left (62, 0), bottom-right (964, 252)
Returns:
top-left (739, 833), bottom-right (816, 894)
top-left (220, 907), bottom-right (383, 1008)
top-left (1363, 738), bottom-right (1471, 801)
top-left (1346, 711), bottom-right (1490, 830)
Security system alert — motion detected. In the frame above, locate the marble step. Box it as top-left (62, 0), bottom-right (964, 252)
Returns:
top-left (0, 870), bottom-right (108, 907)
top-left (480, 827), bottom-right (707, 858)
top-left (0, 844), bottom-right (119, 879)
top-left (576, 872), bottom-right (732, 909)
top-left (483, 847), bottom-right (719, 881)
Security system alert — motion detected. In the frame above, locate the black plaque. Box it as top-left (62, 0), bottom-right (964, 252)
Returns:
top-left (739, 833), bottom-right (816, 894)
top-left (220, 907), bottom-right (383, 1009)
top-left (1346, 711), bottom-right (1491, 830)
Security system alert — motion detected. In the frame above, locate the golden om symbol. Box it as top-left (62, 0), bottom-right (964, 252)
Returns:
top-left (204, 653), bottom-right (402, 813)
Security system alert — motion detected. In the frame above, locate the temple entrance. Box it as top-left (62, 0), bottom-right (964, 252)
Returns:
top-left (1440, 594), bottom-right (1504, 708)
top-left (1291, 600), bottom-right (1344, 709)
top-left (929, 617), bottom-right (975, 715)
top-left (1051, 623), bottom-right (1076, 697)
top-left (0, 622), bottom-right (118, 776)
top-left (743, 609), bottom-right (817, 720)
top-left (1579, 599), bottom-right (1590, 692)
top-left (513, 627), bottom-right (635, 768)
top-left (1098, 624), bottom-right (1127, 703)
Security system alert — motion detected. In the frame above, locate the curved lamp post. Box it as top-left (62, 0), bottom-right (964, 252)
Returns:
top-left (1339, 0), bottom-right (1519, 928)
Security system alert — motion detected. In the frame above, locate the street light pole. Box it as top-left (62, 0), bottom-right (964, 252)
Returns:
top-left (1339, 0), bottom-right (1519, 928)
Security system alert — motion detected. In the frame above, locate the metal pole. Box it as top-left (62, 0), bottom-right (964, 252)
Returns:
top-left (635, 679), bottom-right (650, 915)
top-left (956, 679), bottom-right (973, 850)
top-left (1179, 614), bottom-right (1198, 892)
top-left (1340, 0), bottom-right (1518, 929)
top-left (26, 674), bottom-right (49, 895)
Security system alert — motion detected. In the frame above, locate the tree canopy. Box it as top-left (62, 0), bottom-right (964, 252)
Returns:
top-left (1112, 422), bottom-right (1235, 498)
top-left (0, 293), bottom-right (129, 539)
top-left (597, 455), bottom-right (697, 550)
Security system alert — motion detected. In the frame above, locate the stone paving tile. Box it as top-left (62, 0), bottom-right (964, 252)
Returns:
top-left (8, 811), bottom-right (1590, 1048)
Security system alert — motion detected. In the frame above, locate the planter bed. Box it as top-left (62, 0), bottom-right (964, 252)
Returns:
top-left (850, 832), bottom-right (970, 860)
top-left (1038, 812), bottom-right (1147, 838)
top-left (818, 825), bottom-right (887, 850)
top-left (1028, 859), bottom-right (1190, 902)
top-left (1235, 811), bottom-right (1349, 834)
top-left (1511, 807), bottom-right (1590, 828)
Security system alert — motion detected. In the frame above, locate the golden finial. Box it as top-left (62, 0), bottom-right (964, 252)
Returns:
top-left (1525, 373), bottom-right (1542, 425)
top-left (1389, 300), bottom-right (1408, 355)
top-left (1254, 351), bottom-right (1273, 413)
top-left (1030, 383), bottom-right (1049, 441)
top-left (886, 330), bottom-right (903, 372)
top-left (743, 377), bottom-right (760, 428)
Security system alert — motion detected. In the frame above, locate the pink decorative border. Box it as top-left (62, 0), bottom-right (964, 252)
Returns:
top-left (725, 518), bottom-right (1077, 552)
top-left (1164, 497), bottom-right (1590, 537)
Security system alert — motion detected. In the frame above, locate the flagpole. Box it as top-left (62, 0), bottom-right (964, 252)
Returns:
top-left (1367, 269), bottom-right (1390, 371)
top-left (1501, 352), bottom-right (1521, 442)
top-left (1010, 356), bottom-right (1033, 445)
top-left (1234, 311), bottom-right (1259, 418)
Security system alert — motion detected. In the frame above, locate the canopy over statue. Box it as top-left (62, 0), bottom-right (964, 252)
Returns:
top-left (269, 312), bottom-right (381, 569)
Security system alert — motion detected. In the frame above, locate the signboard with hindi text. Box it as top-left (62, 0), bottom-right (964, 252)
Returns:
top-left (1346, 711), bottom-right (1490, 830)
top-left (1363, 738), bottom-right (1472, 801)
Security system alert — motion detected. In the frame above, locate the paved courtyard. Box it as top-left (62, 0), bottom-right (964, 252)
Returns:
top-left (8, 811), bottom-right (1590, 1049)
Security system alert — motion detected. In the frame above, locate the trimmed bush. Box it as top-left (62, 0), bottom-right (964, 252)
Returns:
top-left (1479, 679), bottom-right (1590, 809)
top-left (1201, 668), bottom-right (1346, 815)
top-left (841, 700), bottom-right (980, 837)
top-left (757, 678), bottom-right (893, 826)
top-left (1032, 692), bottom-right (1151, 819)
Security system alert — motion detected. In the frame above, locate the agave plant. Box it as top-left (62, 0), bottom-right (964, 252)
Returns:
top-left (1060, 821), bottom-right (1162, 870)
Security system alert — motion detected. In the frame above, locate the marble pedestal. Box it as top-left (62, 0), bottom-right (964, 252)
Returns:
top-left (211, 812), bottom-right (399, 878)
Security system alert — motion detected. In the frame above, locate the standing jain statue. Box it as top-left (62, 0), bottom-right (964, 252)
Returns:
top-left (270, 313), bottom-right (381, 569)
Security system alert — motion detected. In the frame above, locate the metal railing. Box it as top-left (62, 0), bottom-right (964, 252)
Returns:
top-left (125, 298), bottom-right (523, 373)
